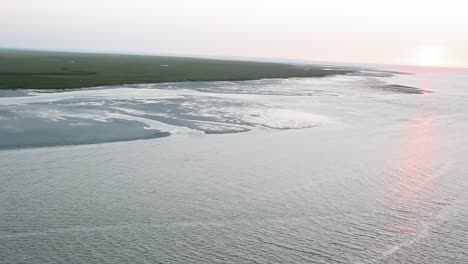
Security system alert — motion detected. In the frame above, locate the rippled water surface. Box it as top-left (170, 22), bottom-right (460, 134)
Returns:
top-left (1, 67), bottom-right (468, 263)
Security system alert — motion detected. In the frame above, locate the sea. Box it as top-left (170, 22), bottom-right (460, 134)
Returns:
top-left (1, 64), bottom-right (468, 263)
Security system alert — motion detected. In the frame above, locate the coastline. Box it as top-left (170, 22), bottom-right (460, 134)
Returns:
top-left (0, 49), bottom-right (352, 89)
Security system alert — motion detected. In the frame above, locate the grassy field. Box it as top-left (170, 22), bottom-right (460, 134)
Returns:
top-left (0, 49), bottom-right (351, 89)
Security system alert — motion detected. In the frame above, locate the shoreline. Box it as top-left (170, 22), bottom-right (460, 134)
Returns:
top-left (0, 49), bottom-right (352, 90)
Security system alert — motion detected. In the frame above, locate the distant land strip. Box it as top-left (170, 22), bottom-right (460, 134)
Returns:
top-left (0, 49), bottom-right (352, 89)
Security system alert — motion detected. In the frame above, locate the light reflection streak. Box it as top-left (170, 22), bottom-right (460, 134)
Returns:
top-left (374, 94), bottom-right (440, 259)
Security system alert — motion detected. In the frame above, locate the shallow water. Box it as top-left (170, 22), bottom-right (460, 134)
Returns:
top-left (1, 67), bottom-right (468, 263)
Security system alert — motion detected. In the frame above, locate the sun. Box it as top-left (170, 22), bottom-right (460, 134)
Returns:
top-left (412, 46), bottom-right (447, 67)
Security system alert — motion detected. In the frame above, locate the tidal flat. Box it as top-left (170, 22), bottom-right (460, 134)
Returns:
top-left (2, 66), bottom-right (468, 263)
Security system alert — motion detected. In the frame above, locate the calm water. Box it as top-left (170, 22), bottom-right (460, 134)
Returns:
top-left (1, 66), bottom-right (468, 263)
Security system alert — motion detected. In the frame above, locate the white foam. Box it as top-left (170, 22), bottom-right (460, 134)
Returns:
top-left (242, 109), bottom-right (333, 129)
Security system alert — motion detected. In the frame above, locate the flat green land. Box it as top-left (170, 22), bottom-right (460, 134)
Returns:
top-left (0, 49), bottom-right (351, 89)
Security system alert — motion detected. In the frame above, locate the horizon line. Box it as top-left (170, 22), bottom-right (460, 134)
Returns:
top-left (2, 46), bottom-right (467, 71)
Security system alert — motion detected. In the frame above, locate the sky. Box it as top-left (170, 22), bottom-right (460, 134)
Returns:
top-left (2, 0), bottom-right (468, 67)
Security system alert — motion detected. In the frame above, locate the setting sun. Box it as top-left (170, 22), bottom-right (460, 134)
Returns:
top-left (412, 46), bottom-right (448, 67)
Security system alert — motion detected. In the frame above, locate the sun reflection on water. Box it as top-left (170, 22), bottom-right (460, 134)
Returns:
top-left (375, 103), bottom-right (440, 259)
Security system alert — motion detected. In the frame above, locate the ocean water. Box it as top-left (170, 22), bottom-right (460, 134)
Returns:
top-left (1, 66), bottom-right (468, 263)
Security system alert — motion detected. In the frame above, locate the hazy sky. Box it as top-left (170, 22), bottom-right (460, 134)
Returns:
top-left (2, 0), bottom-right (468, 67)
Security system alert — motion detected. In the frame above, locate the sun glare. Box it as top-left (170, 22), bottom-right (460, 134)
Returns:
top-left (412, 46), bottom-right (448, 67)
